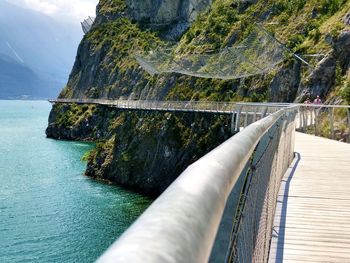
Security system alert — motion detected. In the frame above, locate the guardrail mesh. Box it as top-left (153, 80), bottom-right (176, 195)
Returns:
top-left (226, 110), bottom-right (296, 263)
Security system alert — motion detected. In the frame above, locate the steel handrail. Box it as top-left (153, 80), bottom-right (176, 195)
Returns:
top-left (96, 106), bottom-right (298, 263)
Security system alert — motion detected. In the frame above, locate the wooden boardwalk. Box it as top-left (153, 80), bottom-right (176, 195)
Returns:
top-left (269, 132), bottom-right (350, 263)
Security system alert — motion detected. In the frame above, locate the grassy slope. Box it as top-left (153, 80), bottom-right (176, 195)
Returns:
top-left (173, 0), bottom-right (350, 101)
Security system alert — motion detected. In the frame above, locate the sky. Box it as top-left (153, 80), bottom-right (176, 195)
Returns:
top-left (8, 0), bottom-right (99, 22)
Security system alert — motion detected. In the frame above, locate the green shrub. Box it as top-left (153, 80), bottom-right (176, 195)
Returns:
top-left (287, 34), bottom-right (306, 50)
top-left (81, 149), bottom-right (94, 162)
top-left (342, 82), bottom-right (350, 104)
top-left (319, 0), bottom-right (345, 16)
top-left (272, 0), bottom-right (307, 15)
top-left (309, 28), bottom-right (322, 43)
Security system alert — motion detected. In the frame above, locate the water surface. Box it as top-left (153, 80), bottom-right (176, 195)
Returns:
top-left (0, 100), bottom-right (151, 262)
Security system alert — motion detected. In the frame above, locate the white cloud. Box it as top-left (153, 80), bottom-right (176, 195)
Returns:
top-left (23, 0), bottom-right (58, 15)
top-left (9, 0), bottom-right (98, 21)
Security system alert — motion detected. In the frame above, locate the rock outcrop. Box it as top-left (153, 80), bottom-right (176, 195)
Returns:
top-left (85, 111), bottom-right (232, 196)
top-left (270, 61), bottom-right (301, 102)
top-left (297, 54), bottom-right (337, 100)
top-left (47, 0), bottom-right (350, 196)
top-left (334, 30), bottom-right (350, 70)
top-left (96, 0), bottom-right (212, 40)
top-left (297, 31), bottom-right (350, 101)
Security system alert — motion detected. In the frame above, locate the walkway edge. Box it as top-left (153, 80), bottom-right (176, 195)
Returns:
top-left (268, 152), bottom-right (301, 263)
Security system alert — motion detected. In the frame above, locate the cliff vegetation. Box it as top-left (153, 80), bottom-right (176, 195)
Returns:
top-left (47, 0), bottom-right (350, 196)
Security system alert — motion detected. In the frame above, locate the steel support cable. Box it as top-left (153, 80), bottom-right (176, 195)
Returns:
top-left (255, 23), bottom-right (313, 69)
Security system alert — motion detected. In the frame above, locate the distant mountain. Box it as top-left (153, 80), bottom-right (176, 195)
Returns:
top-left (0, 54), bottom-right (58, 99)
top-left (0, 1), bottom-right (84, 99)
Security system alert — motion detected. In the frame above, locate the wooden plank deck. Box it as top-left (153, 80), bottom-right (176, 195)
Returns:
top-left (269, 132), bottom-right (350, 263)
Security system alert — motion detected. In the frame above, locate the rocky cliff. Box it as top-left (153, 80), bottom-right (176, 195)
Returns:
top-left (47, 0), bottom-right (350, 196)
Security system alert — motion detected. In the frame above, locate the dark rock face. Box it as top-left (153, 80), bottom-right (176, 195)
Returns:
top-left (46, 104), bottom-right (113, 141)
top-left (296, 31), bottom-right (350, 102)
top-left (85, 111), bottom-right (232, 197)
top-left (65, 34), bottom-right (151, 101)
top-left (301, 54), bottom-right (337, 99)
top-left (270, 61), bottom-right (301, 102)
top-left (334, 31), bottom-right (350, 71)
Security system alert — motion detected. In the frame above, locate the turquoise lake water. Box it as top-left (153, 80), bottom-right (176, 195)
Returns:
top-left (0, 100), bottom-right (151, 262)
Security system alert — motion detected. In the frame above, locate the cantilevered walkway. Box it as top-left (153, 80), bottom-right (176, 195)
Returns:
top-left (269, 132), bottom-right (350, 263)
top-left (49, 98), bottom-right (237, 114)
top-left (50, 98), bottom-right (286, 115)
top-left (49, 98), bottom-right (350, 262)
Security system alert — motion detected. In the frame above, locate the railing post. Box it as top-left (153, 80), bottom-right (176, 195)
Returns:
top-left (244, 109), bottom-right (249, 128)
top-left (314, 108), bottom-right (318, 136)
top-left (235, 106), bottom-right (243, 132)
top-left (301, 108), bottom-right (309, 131)
top-left (262, 107), bottom-right (268, 118)
top-left (230, 113), bottom-right (236, 135)
top-left (329, 107), bottom-right (335, 140)
top-left (252, 107), bottom-right (257, 123)
top-left (347, 109), bottom-right (350, 143)
top-left (309, 107), bottom-right (312, 127)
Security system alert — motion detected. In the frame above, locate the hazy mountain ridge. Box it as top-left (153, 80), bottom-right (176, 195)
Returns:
top-left (0, 1), bottom-right (84, 99)
top-left (0, 54), bottom-right (58, 99)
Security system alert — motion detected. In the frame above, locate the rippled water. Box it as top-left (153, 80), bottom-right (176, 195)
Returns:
top-left (0, 100), bottom-right (151, 262)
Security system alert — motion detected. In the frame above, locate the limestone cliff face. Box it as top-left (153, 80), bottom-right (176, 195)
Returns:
top-left (95, 0), bottom-right (212, 39)
top-left (125, 0), bottom-right (212, 24)
top-left (47, 0), bottom-right (350, 196)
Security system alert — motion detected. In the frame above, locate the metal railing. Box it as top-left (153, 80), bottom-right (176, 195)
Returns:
top-left (96, 106), bottom-right (298, 263)
top-left (234, 103), bottom-right (350, 144)
top-left (49, 98), bottom-right (237, 114)
top-left (233, 103), bottom-right (290, 132)
top-left (50, 98), bottom-right (350, 142)
top-left (81, 16), bottom-right (95, 34)
top-left (297, 104), bottom-right (350, 143)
